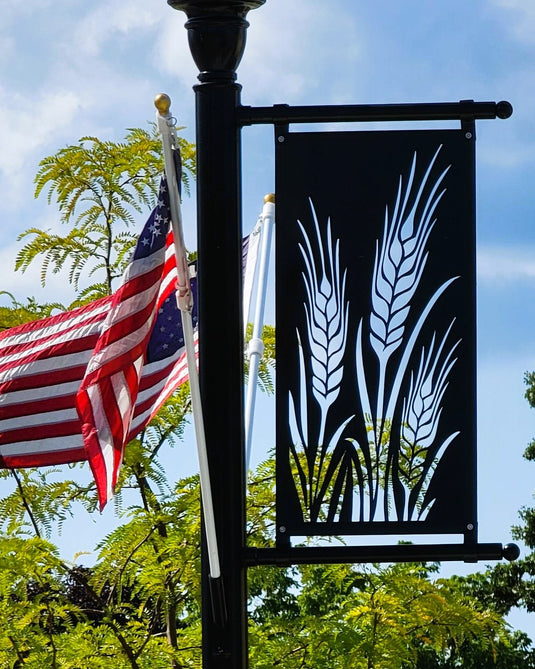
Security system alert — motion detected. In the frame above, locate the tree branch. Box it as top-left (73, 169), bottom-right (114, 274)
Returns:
top-left (131, 450), bottom-right (181, 669)
top-left (10, 469), bottom-right (41, 538)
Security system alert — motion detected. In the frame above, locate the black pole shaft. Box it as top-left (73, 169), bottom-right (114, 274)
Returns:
top-left (195, 78), bottom-right (247, 668)
top-left (167, 2), bottom-right (265, 667)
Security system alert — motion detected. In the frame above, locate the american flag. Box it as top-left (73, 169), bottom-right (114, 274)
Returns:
top-left (0, 296), bottom-right (113, 468)
top-left (0, 176), bottom-right (197, 508)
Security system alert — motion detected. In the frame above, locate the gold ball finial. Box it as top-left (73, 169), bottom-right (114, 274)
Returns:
top-left (264, 193), bottom-right (275, 204)
top-left (154, 93), bottom-right (171, 115)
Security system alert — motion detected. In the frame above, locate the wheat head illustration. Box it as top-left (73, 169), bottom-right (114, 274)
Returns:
top-left (398, 321), bottom-right (460, 520)
top-left (370, 145), bottom-right (450, 384)
top-left (288, 199), bottom-right (352, 520)
top-left (355, 146), bottom-right (455, 521)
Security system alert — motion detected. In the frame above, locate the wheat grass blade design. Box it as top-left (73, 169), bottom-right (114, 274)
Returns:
top-left (364, 146), bottom-right (453, 519)
top-left (288, 330), bottom-right (312, 514)
top-left (398, 320), bottom-right (461, 519)
top-left (354, 318), bottom-right (375, 518)
top-left (370, 148), bottom-right (448, 356)
top-left (287, 199), bottom-right (351, 519)
top-left (297, 200), bottom-right (348, 446)
top-left (370, 146), bottom-right (450, 390)
top-left (384, 277), bottom-right (458, 422)
top-left (416, 431), bottom-right (459, 520)
top-left (380, 274), bottom-right (459, 518)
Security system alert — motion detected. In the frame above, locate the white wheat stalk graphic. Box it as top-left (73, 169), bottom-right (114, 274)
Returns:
top-left (398, 321), bottom-right (460, 520)
top-left (288, 199), bottom-right (351, 519)
top-left (288, 330), bottom-right (312, 514)
top-left (366, 146), bottom-right (451, 518)
top-left (370, 146), bottom-right (450, 419)
top-left (298, 199), bottom-right (348, 446)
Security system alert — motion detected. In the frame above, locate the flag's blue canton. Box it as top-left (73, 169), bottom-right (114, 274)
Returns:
top-left (138, 174), bottom-right (197, 364)
top-left (147, 277), bottom-right (198, 364)
top-left (135, 180), bottom-right (170, 260)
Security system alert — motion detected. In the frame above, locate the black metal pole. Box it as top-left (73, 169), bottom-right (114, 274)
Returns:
top-left (167, 2), bottom-right (264, 667)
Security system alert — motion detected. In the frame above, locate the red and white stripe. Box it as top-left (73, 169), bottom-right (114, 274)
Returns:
top-left (76, 229), bottom-right (184, 508)
top-left (0, 297), bottom-right (111, 467)
top-left (0, 231), bottom-right (195, 506)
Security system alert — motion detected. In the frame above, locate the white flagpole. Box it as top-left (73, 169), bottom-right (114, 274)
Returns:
top-left (245, 194), bottom-right (275, 471)
top-left (155, 94), bottom-right (221, 581)
top-left (243, 217), bottom-right (262, 332)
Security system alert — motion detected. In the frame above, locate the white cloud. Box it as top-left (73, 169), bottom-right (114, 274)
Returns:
top-left (239, 0), bottom-right (363, 104)
top-left (71, 0), bottom-right (162, 57)
top-left (490, 0), bottom-right (535, 45)
top-left (0, 88), bottom-right (81, 209)
top-left (155, 11), bottom-right (199, 92)
top-left (39, 3), bottom-right (186, 135)
top-left (477, 245), bottom-right (535, 282)
top-left (0, 33), bottom-right (14, 62)
top-left (0, 2), bottom-right (180, 215)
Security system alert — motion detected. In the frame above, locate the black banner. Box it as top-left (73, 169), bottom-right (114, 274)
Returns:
top-left (275, 129), bottom-right (476, 539)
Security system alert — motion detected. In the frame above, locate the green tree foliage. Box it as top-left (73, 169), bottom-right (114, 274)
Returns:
top-left (516, 371), bottom-right (535, 552)
top-left (439, 370), bottom-right (535, 667)
top-left (0, 292), bottom-right (65, 331)
top-left (414, 630), bottom-right (535, 669)
top-left (247, 464), bottom-right (512, 668)
top-left (0, 484), bottom-right (203, 668)
top-left (15, 126), bottom-right (195, 303)
top-left (0, 461), bottom-right (520, 669)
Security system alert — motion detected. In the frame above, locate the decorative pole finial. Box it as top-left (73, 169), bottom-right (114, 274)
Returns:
top-left (167, 0), bottom-right (265, 78)
top-left (154, 93), bottom-right (172, 115)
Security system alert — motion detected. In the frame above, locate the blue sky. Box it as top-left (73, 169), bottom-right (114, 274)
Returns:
top-left (2, 0), bottom-right (535, 637)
